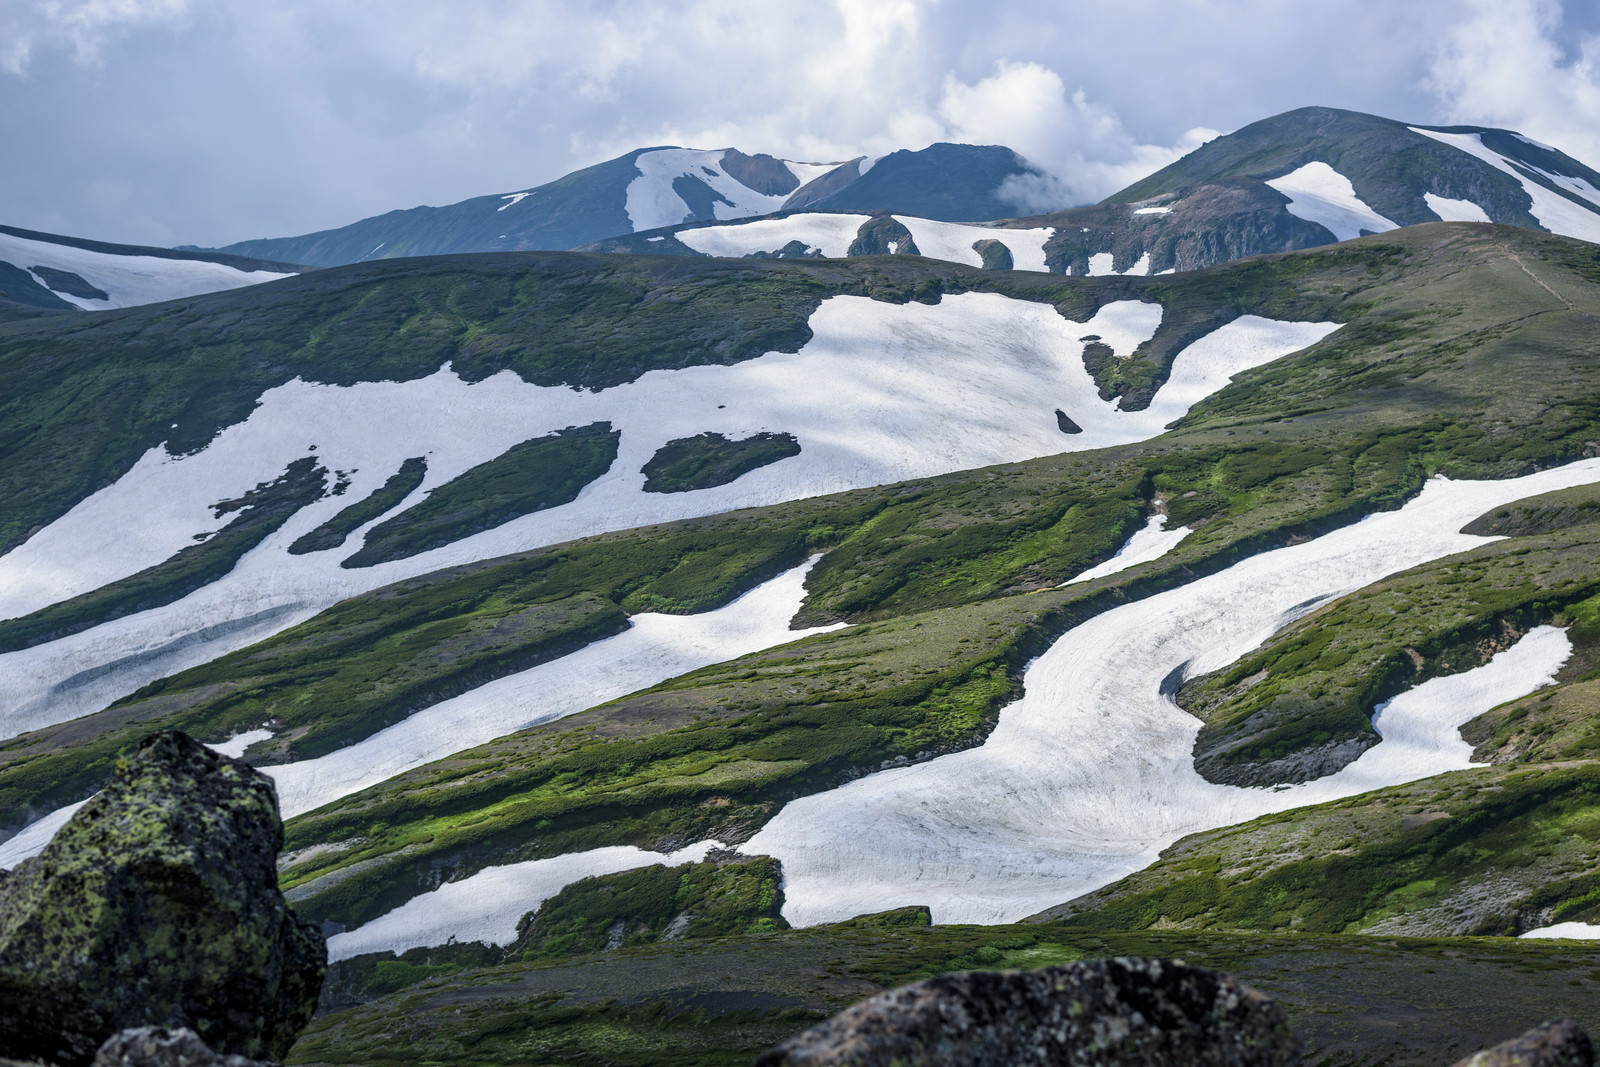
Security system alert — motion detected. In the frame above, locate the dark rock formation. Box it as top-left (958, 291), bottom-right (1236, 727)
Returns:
top-left (758, 957), bottom-right (1296, 1066)
top-left (0, 731), bottom-right (325, 1067)
top-left (1452, 1019), bottom-right (1595, 1067)
top-left (91, 1027), bottom-right (278, 1067)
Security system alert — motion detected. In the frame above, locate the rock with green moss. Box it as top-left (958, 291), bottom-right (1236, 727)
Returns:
top-left (0, 732), bottom-right (324, 1067)
top-left (757, 957), bottom-right (1296, 1066)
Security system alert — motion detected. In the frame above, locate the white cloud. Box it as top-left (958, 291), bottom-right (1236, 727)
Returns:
top-left (1426, 0), bottom-right (1600, 167)
top-left (1, 0), bottom-right (189, 75)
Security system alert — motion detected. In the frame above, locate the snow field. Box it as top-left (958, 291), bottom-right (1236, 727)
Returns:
top-left (624, 149), bottom-right (835, 232)
top-left (326, 840), bottom-right (727, 960)
top-left (1521, 922), bottom-right (1600, 940)
top-left (677, 212), bottom-right (1054, 271)
top-left (743, 461), bottom-right (1600, 926)
top-left (1265, 162), bottom-right (1398, 242)
top-left (265, 558), bottom-right (840, 820)
top-left (0, 294), bottom-right (1338, 739)
top-left (1060, 512), bottom-right (1191, 585)
top-left (1080, 251), bottom-right (1151, 277)
top-left (0, 230), bottom-right (294, 311)
top-left (1410, 128), bottom-right (1600, 243)
top-left (1425, 193), bottom-right (1492, 224)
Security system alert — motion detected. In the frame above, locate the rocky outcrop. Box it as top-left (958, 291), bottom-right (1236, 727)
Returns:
top-left (758, 957), bottom-right (1296, 1066)
top-left (1453, 1019), bottom-right (1595, 1067)
top-left (90, 1027), bottom-right (278, 1067)
top-left (0, 732), bottom-right (325, 1067)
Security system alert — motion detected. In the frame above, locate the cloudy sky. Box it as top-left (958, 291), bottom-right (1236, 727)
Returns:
top-left (4, 0), bottom-right (1600, 248)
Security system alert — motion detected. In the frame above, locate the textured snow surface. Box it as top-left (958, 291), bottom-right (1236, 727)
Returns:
top-left (0, 295), bottom-right (1337, 738)
top-left (1060, 513), bottom-right (1191, 586)
top-left (1521, 922), bottom-right (1600, 940)
top-left (0, 231), bottom-right (293, 311)
top-left (1424, 193), bottom-right (1492, 223)
top-left (1410, 128), bottom-right (1600, 243)
top-left (267, 559), bottom-right (838, 820)
top-left (677, 213), bottom-right (1053, 271)
top-left (327, 840), bottom-right (726, 960)
top-left (624, 149), bottom-right (796, 231)
top-left (745, 463), bottom-right (1597, 926)
top-left (1265, 162), bottom-right (1399, 242)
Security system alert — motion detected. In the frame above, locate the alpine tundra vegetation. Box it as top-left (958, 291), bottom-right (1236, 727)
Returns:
top-left (8, 102), bottom-right (1600, 1065)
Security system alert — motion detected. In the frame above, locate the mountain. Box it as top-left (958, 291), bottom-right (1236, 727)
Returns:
top-left (594, 107), bottom-right (1600, 278)
top-left (0, 223), bottom-right (300, 315)
top-left (6, 218), bottom-right (1600, 1060)
top-left (207, 143), bottom-right (1049, 268)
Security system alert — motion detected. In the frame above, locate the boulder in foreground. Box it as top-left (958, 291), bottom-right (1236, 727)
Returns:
top-left (0, 731), bottom-right (324, 1066)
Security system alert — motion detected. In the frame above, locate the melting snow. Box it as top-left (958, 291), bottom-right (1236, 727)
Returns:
top-left (0, 295), bottom-right (1336, 738)
top-left (209, 728), bottom-right (273, 759)
top-left (1409, 128), bottom-right (1600, 244)
top-left (1424, 193), bottom-right (1492, 223)
top-left (327, 840), bottom-right (726, 959)
top-left (0, 231), bottom-right (293, 311)
top-left (266, 559), bottom-right (839, 820)
top-left (1133, 206), bottom-right (1173, 216)
top-left (1521, 922), bottom-right (1600, 940)
top-left (676, 213), bottom-right (1054, 271)
top-left (624, 149), bottom-right (793, 232)
top-left (1265, 162), bottom-right (1398, 242)
top-left (1060, 513), bottom-right (1191, 586)
top-left (744, 463), bottom-right (1598, 926)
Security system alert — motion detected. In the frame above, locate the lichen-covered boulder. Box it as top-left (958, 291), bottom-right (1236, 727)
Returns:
top-left (759, 957), bottom-right (1297, 1066)
top-left (1452, 1019), bottom-right (1595, 1067)
top-left (0, 732), bottom-right (325, 1067)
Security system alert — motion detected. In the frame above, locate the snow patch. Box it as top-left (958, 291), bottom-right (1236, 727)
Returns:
top-left (1410, 128), bottom-right (1600, 243)
top-left (0, 799), bottom-right (86, 867)
top-left (745, 461), bottom-right (1600, 926)
top-left (1424, 193), bottom-right (1492, 223)
top-left (1133, 206), bottom-right (1173, 216)
top-left (1521, 922), bottom-right (1600, 940)
top-left (327, 840), bottom-right (725, 959)
top-left (1264, 162), bottom-right (1398, 242)
top-left (0, 231), bottom-right (294, 311)
top-left (497, 192), bottom-right (533, 211)
top-left (1087, 252), bottom-right (1115, 276)
top-left (266, 558), bottom-right (839, 820)
top-left (624, 149), bottom-right (793, 232)
top-left (677, 213), bottom-right (1054, 271)
top-left (208, 728), bottom-right (273, 759)
top-left (1060, 513), bottom-right (1191, 585)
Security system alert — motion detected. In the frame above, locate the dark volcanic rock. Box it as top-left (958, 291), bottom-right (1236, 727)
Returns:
top-left (91, 1027), bottom-right (278, 1067)
top-left (1452, 1019), bottom-right (1596, 1067)
top-left (758, 957), bottom-right (1296, 1066)
top-left (0, 732), bottom-right (325, 1067)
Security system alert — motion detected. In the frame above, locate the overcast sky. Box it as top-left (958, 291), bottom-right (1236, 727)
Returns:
top-left (4, 0), bottom-right (1600, 248)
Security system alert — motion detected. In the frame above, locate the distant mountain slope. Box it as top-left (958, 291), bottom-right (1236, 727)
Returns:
top-left (1030, 106), bottom-right (1600, 273)
top-left (602, 107), bottom-right (1600, 276)
top-left (209, 144), bottom-right (1048, 267)
top-left (0, 224), bottom-right (299, 312)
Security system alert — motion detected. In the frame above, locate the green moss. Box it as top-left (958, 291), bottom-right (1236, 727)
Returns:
top-left (641, 432), bottom-right (802, 494)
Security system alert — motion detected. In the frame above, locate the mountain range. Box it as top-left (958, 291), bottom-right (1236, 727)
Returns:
top-left (6, 107), bottom-right (1600, 1064)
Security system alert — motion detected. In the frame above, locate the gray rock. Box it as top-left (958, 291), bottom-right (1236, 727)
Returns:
top-left (91, 1027), bottom-right (277, 1067)
top-left (0, 732), bottom-right (325, 1067)
top-left (758, 956), bottom-right (1296, 1066)
top-left (1453, 1019), bottom-right (1595, 1067)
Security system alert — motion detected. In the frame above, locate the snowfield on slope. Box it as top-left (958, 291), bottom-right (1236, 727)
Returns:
top-left (1410, 128), bottom-right (1600, 243)
top-left (624, 149), bottom-right (839, 231)
top-left (0, 230), bottom-right (295, 310)
top-left (1265, 162), bottom-right (1398, 242)
top-left (0, 294), bottom-right (1338, 737)
top-left (677, 212), bottom-right (1055, 271)
top-left (744, 462), bottom-right (1600, 926)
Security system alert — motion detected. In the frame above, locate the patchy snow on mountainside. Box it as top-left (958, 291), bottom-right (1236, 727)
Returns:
top-left (0, 294), bottom-right (1337, 739)
top-left (0, 230), bottom-right (294, 310)
top-left (1265, 162), bottom-right (1398, 242)
top-left (625, 149), bottom-right (814, 231)
top-left (1060, 513), bottom-right (1191, 585)
top-left (1521, 922), bottom-right (1600, 940)
top-left (327, 840), bottom-right (727, 960)
top-left (1424, 193), bottom-right (1492, 223)
top-left (266, 558), bottom-right (839, 820)
top-left (745, 462), bottom-right (1600, 927)
top-left (676, 213), bottom-right (1054, 271)
top-left (1410, 128), bottom-right (1600, 243)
